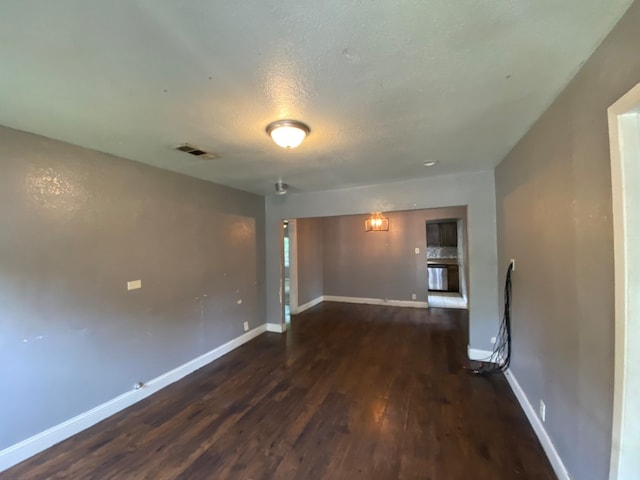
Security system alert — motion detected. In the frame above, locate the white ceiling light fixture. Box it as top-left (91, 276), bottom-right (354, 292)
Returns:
top-left (424, 160), bottom-right (439, 167)
top-left (275, 180), bottom-right (289, 195)
top-left (266, 120), bottom-right (310, 149)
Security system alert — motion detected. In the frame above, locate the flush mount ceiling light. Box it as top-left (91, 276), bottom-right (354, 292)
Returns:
top-left (365, 212), bottom-right (389, 232)
top-left (424, 160), bottom-right (439, 167)
top-left (266, 120), bottom-right (310, 149)
top-left (275, 180), bottom-right (289, 195)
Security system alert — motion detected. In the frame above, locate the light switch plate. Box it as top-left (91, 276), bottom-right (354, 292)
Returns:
top-left (127, 280), bottom-right (142, 290)
top-left (415, 247), bottom-right (420, 254)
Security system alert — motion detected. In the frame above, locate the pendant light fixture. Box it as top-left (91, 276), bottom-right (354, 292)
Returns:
top-left (266, 120), bottom-right (310, 149)
top-left (365, 212), bottom-right (389, 232)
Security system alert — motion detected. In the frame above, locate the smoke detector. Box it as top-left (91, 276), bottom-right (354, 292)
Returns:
top-left (174, 143), bottom-right (219, 159)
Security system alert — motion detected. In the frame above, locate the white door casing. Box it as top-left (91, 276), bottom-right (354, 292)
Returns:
top-left (608, 82), bottom-right (640, 480)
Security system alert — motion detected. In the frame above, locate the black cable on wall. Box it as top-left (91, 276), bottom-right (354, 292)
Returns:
top-left (471, 261), bottom-right (514, 376)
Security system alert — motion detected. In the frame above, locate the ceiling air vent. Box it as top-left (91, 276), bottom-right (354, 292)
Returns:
top-left (174, 143), bottom-right (219, 159)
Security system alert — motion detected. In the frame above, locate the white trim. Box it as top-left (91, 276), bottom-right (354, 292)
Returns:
top-left (0, 325), bottom-right (267, 473)
top-left (503, 369), bottom-right (571, 480)
top-left (266, 322), bottom-right (286, 333)
top-left (322, 295), bottom-right (428, 309)
top-left (294, 296), bottom-right (323, 314)
top-left (608, 82), bottom-right (640, 480)
top-left (287, 219), bottom-right (299, 316)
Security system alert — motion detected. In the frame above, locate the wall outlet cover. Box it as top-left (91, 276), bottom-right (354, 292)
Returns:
top-left (243, 321), bottom-right (249, 332)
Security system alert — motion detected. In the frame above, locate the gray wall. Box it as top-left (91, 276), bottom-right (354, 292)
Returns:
top-left (0, 125), bottom-right (265, 450)
top-left (295, 217), bottom-right (323, 306)
top-left (322, 207), bottom-right (466, 301)
top-left (265, 171), bottom-right (499, 350)
top-left (494, 2), bottom-right (640, 478)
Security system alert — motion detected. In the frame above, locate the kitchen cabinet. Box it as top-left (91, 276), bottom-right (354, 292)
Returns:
top-left (426, 221), bottom-right (458, 247)
top-left (447, 265), bottom-right (459, 292)
top-left (426, 223), bottom-right (440, 246)
top-left (440, 222), bottom-right (457, 247)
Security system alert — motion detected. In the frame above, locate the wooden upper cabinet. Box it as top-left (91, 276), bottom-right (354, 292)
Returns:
top-left (426, 223), bottom-right (440, 246)
top-left (440, 222), bottom-right (458, 247)
top-left (426, 221), bottom-right (458, 247)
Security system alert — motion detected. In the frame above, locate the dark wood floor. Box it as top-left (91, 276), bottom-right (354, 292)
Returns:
top-left (2, 303), bottom-right (556, 480)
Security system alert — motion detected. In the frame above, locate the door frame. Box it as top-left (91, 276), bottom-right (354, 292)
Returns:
top-left (287, 219), bottom-right (299, 316)
top-left (607, 82), bottom-right (640, 480)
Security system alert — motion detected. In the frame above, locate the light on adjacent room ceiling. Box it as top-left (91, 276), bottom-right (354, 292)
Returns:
top-left (365, 212), bottom-right (389, 232)
top-left (266, 120), bottom-right (310, 149)
top-left (275, 180), bottom-right (289, 195)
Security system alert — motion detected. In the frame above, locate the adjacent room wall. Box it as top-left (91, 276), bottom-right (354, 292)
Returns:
top-left (494, 2), bottom-right (640, 479)
top-left (0, 125), bottom-right (265, 451)
top-left (295, 217), bottom-right (323, 307)
top-left (265, 171), bottom-right (499, 350)
top-left (321, 207), bottom-right (466, 302)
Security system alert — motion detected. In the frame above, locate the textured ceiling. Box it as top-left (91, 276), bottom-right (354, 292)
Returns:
top-left (0, 1), bottom-right (633, 195)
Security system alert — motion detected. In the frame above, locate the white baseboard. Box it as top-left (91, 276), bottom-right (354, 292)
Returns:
top-left (0, 324), bottom-right (267, 473)
top-left (293, 296), bottom-right (323, 314)
top-left (503, 369), bottom-right (571, 480)
top-left (323, 295), bottom-right (429, 309)
top-left (466, 347), bottom-right (570, 478)
top-left (266, 322), bottom-right (286, 333)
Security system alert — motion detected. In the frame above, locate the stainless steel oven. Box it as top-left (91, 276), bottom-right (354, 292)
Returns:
top-left (428, 263), bottom-right (460, 292)
top-left (428, 264), bottom-right (448, 291)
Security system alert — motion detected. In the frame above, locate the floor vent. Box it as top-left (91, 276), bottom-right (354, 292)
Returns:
top-left (174, 143), bottom-right (219, 159)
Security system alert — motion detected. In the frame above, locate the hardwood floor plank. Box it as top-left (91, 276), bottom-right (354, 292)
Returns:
top-left (1, 303), bottom-right (556, 479)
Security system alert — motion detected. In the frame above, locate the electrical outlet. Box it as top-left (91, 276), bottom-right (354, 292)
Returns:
top-left (411, 293), bottom-right (417, 300)
top-left (490, 337), bottom-right (497, 344)
top-left (510, 258), bottom-right (516, 271)
top-left (243, 321), bottom-right (249, 332)
top-left (414, 247), bottom-right (420, 254)
top-left (539, 400), bottom-right (546, 422)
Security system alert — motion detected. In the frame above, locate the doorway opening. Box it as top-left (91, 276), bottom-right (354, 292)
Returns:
top-left (282, 219), bottom-right (298, 326)
top-left (426, 217), bottom-right (469, 309)
top-left (608, 82), bottom-right (640, 480)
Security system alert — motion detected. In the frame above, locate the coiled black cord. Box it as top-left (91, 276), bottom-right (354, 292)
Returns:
top-left (471, 261), bottom-right (513, 375)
